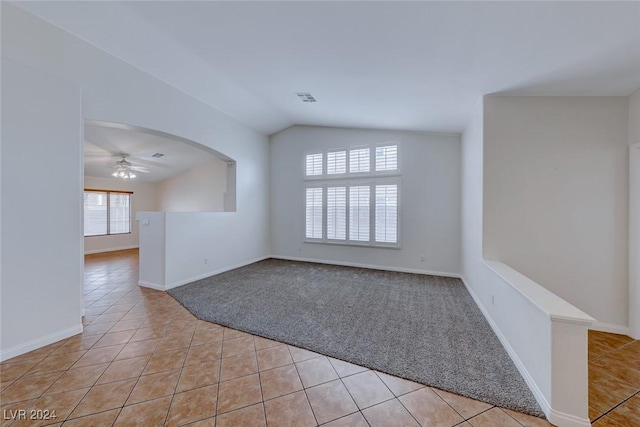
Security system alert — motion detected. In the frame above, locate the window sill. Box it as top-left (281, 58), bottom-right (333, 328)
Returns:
top-left (303, 240), bottom-right (401, 250)
top-left (304, 171), bottom-right (401, 182)
top-left (85, 232), bottom-right (132, 237)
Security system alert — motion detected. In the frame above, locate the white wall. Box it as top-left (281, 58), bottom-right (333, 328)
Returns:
top-left (136, 212), bottom-right (166, 289)
top-left (2, 3), bottom-right (270, 358)
top-left (157, 158), bottom-right (227, 212)
top-left (84, 176), bottom-right (158, 254)
top-left (461, 100), bottom-right (555, 411)
top-left (483, 96), bottom-right (629, 330)
top-left (461, 101), bottom-right (485, 297)
top-left (461, 99), bottom-right (594, 427)
top-left (1, 58), bottom-right (83, 360)
top-left (631, 89), bottom-right (640, 145)
top-left (270, 125), bottom-right (461, 275)
top-left (628, 88), bottom-right (640, 338)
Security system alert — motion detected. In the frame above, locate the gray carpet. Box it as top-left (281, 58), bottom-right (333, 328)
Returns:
top-left (168, 259), bottom-right (543, 417)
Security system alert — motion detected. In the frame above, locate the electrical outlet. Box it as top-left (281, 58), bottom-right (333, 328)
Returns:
top-left (420, 255), bottom-right (425, 262)
top-left (204, 258), bottom-right (208, 264)
top-left (297, 246), bottom-right (302, 252)
top-left (491, 295), bottom-right (495, 305)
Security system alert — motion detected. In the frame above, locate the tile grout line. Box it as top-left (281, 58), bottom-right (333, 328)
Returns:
top-left (213, 328), bottom-right (225, 422)
top-left (250, 338), bottom-right (268, 427)
top-left (372, 370), bottom-right (423, 426)
top-left (286, 345), bottom-right (321, 426)
top-left (64, 281), bottom-right (143, 424)
top-left (591, 390), bottom-right (639, 425)
top-left (328, 358), bottom-right (369, 424)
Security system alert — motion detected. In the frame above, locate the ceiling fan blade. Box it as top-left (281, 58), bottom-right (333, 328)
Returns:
top-left (130, 166), bottom-right (150, 173)
top-left (84, 153), bottom-right (114, 158)
top-left (128, 157), bottom-right (173, 169)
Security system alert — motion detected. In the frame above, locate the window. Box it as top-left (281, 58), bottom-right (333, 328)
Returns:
top-left (376, 145), bottom-right (398, 171)
top-left (306, 153), bottom-right (323, 176)
top-left (327, 151), bottom-right (346, 175)
top-left (375, 184), bottom-right (398, 243)
top-left (327, 187), bottom-right (346, 240)
top-left (349, 148), bottom-right (370, 173)
top-left (303, 143), bottom-right (399, 247)
top-left (305, 187), bottom-right (323, 239)
top-left (349, 186), bottom-right (370, 241)
top-left (84, 190), bottom-right (132, 236)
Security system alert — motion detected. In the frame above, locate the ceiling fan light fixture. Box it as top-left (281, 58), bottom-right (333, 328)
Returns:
top-left (112, 164), bottom-right (137, 179)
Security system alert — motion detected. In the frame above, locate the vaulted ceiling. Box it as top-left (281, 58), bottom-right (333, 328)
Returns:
top-left (16, 1), bottom-right (640, 135)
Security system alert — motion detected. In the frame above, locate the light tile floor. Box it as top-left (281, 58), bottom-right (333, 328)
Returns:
top-left (1, 249), bottom-right (558, 426)
top-left (588, 330), bottom-right (640, 426)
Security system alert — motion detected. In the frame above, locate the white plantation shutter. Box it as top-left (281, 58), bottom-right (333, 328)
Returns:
top-left (375, 145), bottom-right (398, 171)
top-left (349, 148), bottom-right (370, 173)
top-left (375, 185), bottom-right (398, 243)
top-left (327, 187), bottom-right (346, 240)
top-left (349, 186), bottom-right (370, 241)
top-left (305, 187), bottom-right (323, 239)
top-left (302, 144), bottom-right (400, 247)
top-left (327, 151), bottom-right (346, 175)
top-left (306, 153), bottom-right (323, 176)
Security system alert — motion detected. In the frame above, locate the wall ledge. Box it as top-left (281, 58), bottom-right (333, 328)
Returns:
top-left (483, 260), bottom-right (595, 325)
top-left (468, 261), bottom-right (594, 426)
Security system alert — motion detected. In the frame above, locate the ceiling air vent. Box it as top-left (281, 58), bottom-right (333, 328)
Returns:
top-left (152, 153), bottom-right (164, 158)
top-left (295, 93), bottom-right (317, 103)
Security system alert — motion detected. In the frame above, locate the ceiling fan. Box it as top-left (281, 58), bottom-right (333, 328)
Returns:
top-left (111, 155), bottom-right (150, 179)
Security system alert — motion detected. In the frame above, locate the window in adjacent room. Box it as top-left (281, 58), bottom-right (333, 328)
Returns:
top-left (84, 190), bottom-right (132, 236)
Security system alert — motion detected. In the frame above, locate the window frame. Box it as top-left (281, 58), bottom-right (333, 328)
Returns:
top-left (348, 146), bottom-right (372, 175)
top-left (326, 185), bottom-right (347, 242)
top-left (303, 143), bottom-right (400, 182)
top-left (374, 143), bottom-right (400, 175)
top-left (83, 188), bottom-right (133, 237)
top-left (302, 142), bottom-right (401, 248)
top-left (326, 149), bottom-right (348, 177)
top-left (304, 186), bottom-right (324, 241)
top-left (304, 152), bottom-right (324, 178)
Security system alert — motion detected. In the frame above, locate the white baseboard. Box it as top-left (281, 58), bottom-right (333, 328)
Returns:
top-left (548, 408), bottom-right (593, 427)
top-left (460, 276), bottom-right (592, 427)
top-left (84, 245), bottom-right (138, 255)
top-left (163, 256), bottom-right (271, 290)
top-left (143, 255), bottom-right (460, 292)
top-left (272, 255), bottom-right (461, 278)
top-left (460, 276), bottom-right (552, 420)
top-left (590, 322), bottom-right (630, 336)
top-left (138, 280), bottom-right (166, 291)
top-left (0, 324), bottom-right (83, 362)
